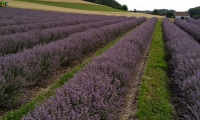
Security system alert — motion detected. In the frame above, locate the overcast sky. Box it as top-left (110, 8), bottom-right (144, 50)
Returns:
top-left (116, 0), bottom-right (200, 11)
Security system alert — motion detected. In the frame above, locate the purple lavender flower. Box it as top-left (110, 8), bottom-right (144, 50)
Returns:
top-left (22, 18), bottom-right (157, 119)
top-left (162, 18), bottom-right (200, 119)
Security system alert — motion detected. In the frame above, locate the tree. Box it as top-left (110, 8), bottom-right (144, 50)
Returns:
top-left (121, 5), bottom-right (128, 11)
top-left (166, 11), bottom-right (174, 18)
top-left (188, 6), bottom-right (200, 17)
top-left (193, 14), bottom-right (200, 19)
top-left (134, 9), bottom-right (137, 12)
top-left (153, 9), bottom-right (159, 15)
top-left (84, 0), bottom-right (123, 10)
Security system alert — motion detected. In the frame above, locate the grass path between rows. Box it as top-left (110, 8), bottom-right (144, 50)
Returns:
top-left (15, 0), bottom-right (124, 12)
top-left (1, 25), bottom-right (136, 120)
top-left (136, 20), bottom-right (174, 120)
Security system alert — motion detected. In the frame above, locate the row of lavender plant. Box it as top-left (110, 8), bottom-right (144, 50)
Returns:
top-left (0, 14), bottom-right (114, 27)
top-left (0, 16), bottom-right (124, 35)
top-left (0, 7), bottom-right (106, 20)
top-left (0, 7), bottom-right (69, 22)
top-left (162, 18), bottom-right (200, 119)
top-left (0, 7), bottom-right (64, 19)
top-left (0, 8), bottom-right (116, 27)
top-left (174, 18), bottom-right (200, 41)
top-left (0, 8), bottom-right (118, 22)
top-left (0, 17), bottom-right (146, 107)
top-left (187, 18), bottom-right (200, 25)
top-left (23, 17), bottom-right (157, 120)
top-left (0, 13), bottom-right (81, 27)
top-left (0, 13), bottom-right (76, 25)
top-left (0, 17), bottom-right (134, 56)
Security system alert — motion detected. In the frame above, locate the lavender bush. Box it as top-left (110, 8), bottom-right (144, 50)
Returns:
top-left (174, 18), bottom-right (200, 41)
top-left (0, 16), bottom-right (126, 35)
top-left (22, 17), bottom-right (157, 120)
top-left (0, 12), bottom-right (75, 27)
top-left (162, 18), bottom-right (200, 119)
top-left (0, 8), bottom-right (117, 26)
top-left (0, 17), bottom-right (146, 107)
top-left (187, 18), bottom-right (200, 25)
top-left (0, 17), bottom-right (134, 56)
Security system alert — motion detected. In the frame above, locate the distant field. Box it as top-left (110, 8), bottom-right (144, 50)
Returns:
top-left (15, 0), bottom-right (124, 12)
top-left (7, 0), bottom-right (164, 18)
top-left (40, 0), bottom-right (101, 5)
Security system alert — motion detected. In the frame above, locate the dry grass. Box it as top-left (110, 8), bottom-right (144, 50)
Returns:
top-left (6, 0), bottom-right (165, 18)
top-left (39, 0), bottom-right (101, 5)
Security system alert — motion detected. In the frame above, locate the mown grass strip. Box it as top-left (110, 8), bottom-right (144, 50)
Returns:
top-left (1, 26), bottom-right (135, 120)
top-left (136, 20), bottom-right (174, 120)
top-left (15, 0), bottom-right (124, 12)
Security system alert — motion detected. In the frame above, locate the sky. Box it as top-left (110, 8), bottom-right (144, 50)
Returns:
top-left (116, 0), bottom-right (200, 11)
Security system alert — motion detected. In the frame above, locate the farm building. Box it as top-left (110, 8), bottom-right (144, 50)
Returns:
top-left (174, 12), bottom-right (190, 19)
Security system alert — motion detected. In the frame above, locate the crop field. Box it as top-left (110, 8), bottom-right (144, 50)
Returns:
top-left (174, 18), bottom-right (200, 41)
top-left (15, 0), bottom-right (124, 12)
top-left (187, 18), bottom-right (200, 25)
top-left (0, 7), bottom-right (200, 120)
top-left (162, 18), bottom-right (200, 119)
top-left (39, 0), bottom-right (101, 5)
top-left (0, 7), bottom-right (152, 119)
top-left (137, 18), bottom-right (200, 120)
top-left (6, 0), bottom-right (164, 18)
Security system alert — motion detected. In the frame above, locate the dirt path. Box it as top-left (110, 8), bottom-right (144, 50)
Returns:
top-left (119, 43), bottom-right (151, 120)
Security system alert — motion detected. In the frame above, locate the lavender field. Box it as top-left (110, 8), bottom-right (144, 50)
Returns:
top-left (22, 17), bottom-right (157, 120)
top-left (187, 18), bottom-right (200, 25)
top-left (174, 18), bottom-right (200, 41)
top-left (0, 7), bottom-right (149, 118)
top-left (163, 18), bottom-right (200, 119)
top-left (0, 17), bottom-right (137, 56)
top-left (1, 7), bottom-right (200, 120)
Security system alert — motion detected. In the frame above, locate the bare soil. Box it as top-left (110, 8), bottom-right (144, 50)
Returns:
top-left (119, 43), bottom-right (151, 120)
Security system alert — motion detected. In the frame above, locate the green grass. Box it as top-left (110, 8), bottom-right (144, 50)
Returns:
top-left (1, 27), bottom-right (135, 120)
top-left (136, 20), bottom-right (174, 120)
top-left (15, 0), bottom-right (124, 12)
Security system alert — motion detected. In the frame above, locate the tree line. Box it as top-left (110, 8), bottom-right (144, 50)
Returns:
top-left (152, 6), bottom-right (200, 19)
top-left (152, 9), bottom-right (175, 18)
top-left (188, 6), bottom-right (200, 19)
top-left (84, 0), bottom-right (128, 11)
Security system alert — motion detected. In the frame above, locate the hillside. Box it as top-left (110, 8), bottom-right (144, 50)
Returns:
top-left (6, 0), bottom-right (164, 18)
top-left (40, 0), bottom-right (100, 5)
top-left (15, 0), bottom-right (124, 12)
